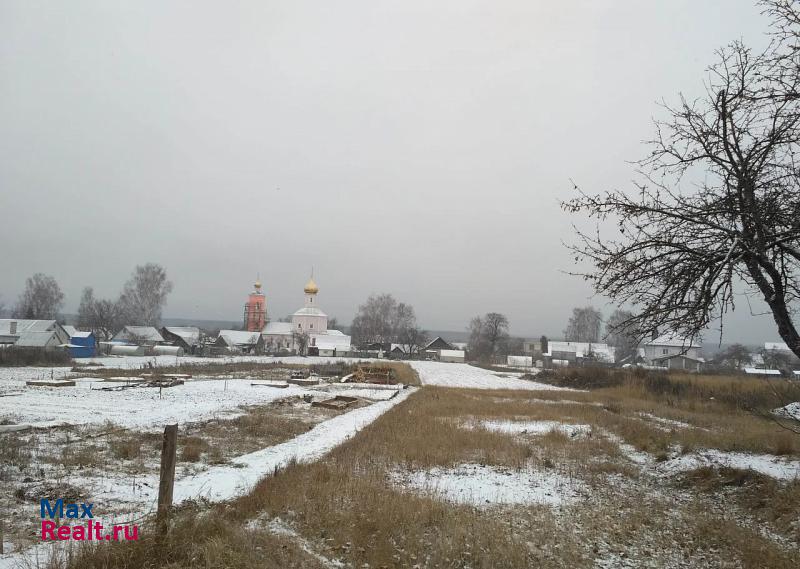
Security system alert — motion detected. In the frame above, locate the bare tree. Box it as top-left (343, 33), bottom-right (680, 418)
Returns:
top-left (712, 343), bottom-right (754, 370)
top-left (0, 296), bottom-right (5, 317)
top-left (564, 34), bottom-right (800, 359)
top-left (564, 307), bottom-right (602, 343)
top-left (762, 347), bottom-right (799, 370)
top-left (14, 273), bottom-right (64, 319)
top-left (468, 313), bottom-right (510, 360)
top-left (292, 330), bottom-right (310, 355)
top-left (118, 263), bottom-right (174, 326)
top-left (396, 322), bottom-right (428, 357)
top-left (77, 287), bottom-right (122, 340)
top-left (350, 294), bottom-right (423, 347)
top-left (605, 309), bottom-right (639, 362)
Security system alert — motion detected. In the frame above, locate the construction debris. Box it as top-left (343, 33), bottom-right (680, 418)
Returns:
top-left (312, 395), bottom-right (358, 410)
top-left (251, 381), bottom-right (290, 389)
top-left (104, 377), bottom-right (147, 383)
top-left (289, 376), bottom-right (320, 387)
top-left (25, 379), bottom-right (76, 387)
top-left (348, 366), bottom-right (398, 384)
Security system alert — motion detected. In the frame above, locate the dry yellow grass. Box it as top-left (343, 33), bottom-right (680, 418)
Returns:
top-left (59, 385), bottom-right (800, 568)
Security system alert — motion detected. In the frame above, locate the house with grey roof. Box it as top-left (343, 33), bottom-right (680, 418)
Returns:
top-left (638, 333), bottom-right (704, 372)
top-left (112, 326), bottom-right (165, 346)
top-left (161, 326), bottom-right (201, 353)
top-left (0, 319), bottom-right (70, 350)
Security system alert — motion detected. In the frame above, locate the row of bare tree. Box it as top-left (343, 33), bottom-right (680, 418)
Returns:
top-left (1, 264), bottom-right (173, 340)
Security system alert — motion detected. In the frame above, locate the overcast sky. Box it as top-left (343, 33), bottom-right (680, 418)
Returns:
top-left (0, 1), bottom-right (783, 343)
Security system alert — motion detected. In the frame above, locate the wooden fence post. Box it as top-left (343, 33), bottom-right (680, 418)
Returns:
top-left (1, 518), bottom-right (4, 554)
top-left (157, 424), bottom-right (178, 530)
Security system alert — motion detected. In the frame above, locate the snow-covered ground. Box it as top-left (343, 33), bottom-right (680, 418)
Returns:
top-left (393, 463), bottom-right (587, 507)
top-left (0, 381), bottom-right (415, 569)
top-left (656, 449), bottom-right (800, 480)
top-left (774, 402), bottom-right (800, 422)
top-left (0, 355), bottom-right (386, 429)
top-left (0, 377), bottom-right (313, 430)
top-left (476, 419), bottom-right (593, 438)
top-left (409, 361), bottom-right (565, 390)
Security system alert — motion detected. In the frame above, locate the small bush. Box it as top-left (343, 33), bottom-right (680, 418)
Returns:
top-left (110, 437), bottom-right (142, 460)
top-left (180, 436), bottom-right (209, 462)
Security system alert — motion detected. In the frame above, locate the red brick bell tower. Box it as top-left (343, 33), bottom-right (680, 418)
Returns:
top-left (243, 278), bottom-right (267, 332)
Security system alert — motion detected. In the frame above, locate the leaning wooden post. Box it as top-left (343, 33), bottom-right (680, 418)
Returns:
top-left (157, 424), bottom-right (178, 532)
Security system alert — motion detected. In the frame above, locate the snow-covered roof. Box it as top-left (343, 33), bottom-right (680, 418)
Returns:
top-left (745, 367), bottom-right (782, 375)
top-left (764, 342), bottom-right (793, 352)
top-left (262, 321), bottom-right (294, 335)
top-left (61, 325), bottom-right (91, 339)
top-left (115, 326), bottom-right (165, 342)
top-left (425, 337), bottom-right (455, 350)
top-left (0, 319), bottom-right (58, 335)
top-left (293, 306), bottom-right (327, 317)
top-left (326, 328), bottom-right (345, 336)
top-left (14, 330), bottom-right (58, 347)
top-left (163, 326), bottom-right (201, 345)
top-left (644, 334), bottom-right (701, 349)
top-left (217, 330), bottom-right (261, 346)
top-left (311, 332), bottom-right (351, 350)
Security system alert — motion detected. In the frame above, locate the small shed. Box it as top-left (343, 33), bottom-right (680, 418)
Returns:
top-left (439, 349), bottom-right (465, 363)
top-left (68, 331), bottom-right (96, 358)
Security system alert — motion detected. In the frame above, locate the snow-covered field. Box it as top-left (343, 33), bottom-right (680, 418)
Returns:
top-left (0, 377), bottom-right (313, 430)
top-left (409, 361), bottom-right (563, 390)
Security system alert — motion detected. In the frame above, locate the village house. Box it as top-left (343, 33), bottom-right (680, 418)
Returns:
top-left (161, 326), bottom-right (201, 354)
top-left (638, 333), bottom-right (704, 372)
top-left (112, 326), bottom-right (165, 347)
top-left (215, 330), bottom-right (264, 354)
top-left (0, 319), bottom-right (70, 350)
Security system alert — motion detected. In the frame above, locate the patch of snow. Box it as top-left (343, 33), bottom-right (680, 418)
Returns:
top-left (656, 449), bottom-right (800, 480)
top-left (773, 402), bottom-right (800, 422)
top-left (475, 419), bottom-right (592, 438)
top-left (0, 377), bottom-right (311, 430)
top-left (637, 412), bottom-right (692, 430)
top-left (604, 434), bottom-right (653, 466)
top-left (393, 463), bottom-right (586, 507)
top-left (409, 361), bottom-right (567, 391)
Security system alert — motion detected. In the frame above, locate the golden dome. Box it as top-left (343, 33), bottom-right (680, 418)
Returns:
top-left (304, 277), bottom-right (319, 294)
top-left (254, 279), bottom-right (262, 290)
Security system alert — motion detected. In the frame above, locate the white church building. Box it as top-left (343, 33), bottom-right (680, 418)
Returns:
top-left (261, 277), bottom-right (352, 355)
